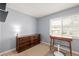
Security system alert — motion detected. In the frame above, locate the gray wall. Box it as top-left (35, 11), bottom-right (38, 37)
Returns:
top-left (37, 6), bottom-right (79, 52)
top-left (0, 22), bottom-right (2, 52)
top-left (0, 8), bottom-right (37, 52)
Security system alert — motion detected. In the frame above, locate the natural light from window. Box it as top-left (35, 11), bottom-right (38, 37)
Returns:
top-left (50, 14), bottom-right (79, 38)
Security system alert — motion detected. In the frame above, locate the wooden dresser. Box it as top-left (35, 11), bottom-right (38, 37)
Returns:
top-left (16, 34), bottom-right (41, 53)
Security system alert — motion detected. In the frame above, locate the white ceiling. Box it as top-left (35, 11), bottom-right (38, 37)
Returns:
top-left (7, 3), bottom-right (79, 18)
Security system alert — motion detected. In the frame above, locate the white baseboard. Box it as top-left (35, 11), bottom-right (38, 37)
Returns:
top-left (41, 41), bottom-right (79, 55)
top-left (0, 48), bottom-right (16, 55)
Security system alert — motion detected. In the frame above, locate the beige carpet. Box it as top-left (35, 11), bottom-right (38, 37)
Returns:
top-left (0, 43), bottom-right (79, 56)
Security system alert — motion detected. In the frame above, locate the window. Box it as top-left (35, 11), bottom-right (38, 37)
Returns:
top-left (50, 14), bottom-right (79, 38)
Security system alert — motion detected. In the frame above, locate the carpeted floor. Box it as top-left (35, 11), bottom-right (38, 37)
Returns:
top-left (0, 43), bottom-right (79, 56)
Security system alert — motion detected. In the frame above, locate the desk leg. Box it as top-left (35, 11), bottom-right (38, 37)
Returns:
top-left (50, 39), bottom-right (52, 51)
top-left (50, 39), bottom-right (55, 52)
top-left (53, 39), bottom-right (54, 48)
top-left (69, 42), bottom-right (72, 56)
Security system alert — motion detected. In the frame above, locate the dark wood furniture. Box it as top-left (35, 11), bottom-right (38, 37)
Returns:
top-left (50, 35), bottom-right (72, 56)
top-left (16, 34), bottom-right (41, 53)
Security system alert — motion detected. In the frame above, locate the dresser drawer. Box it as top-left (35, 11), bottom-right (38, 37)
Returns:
top-left (19, 37), bottom-right (30, 41)
top-left (19, 43), bottom-right (30, 47)
top-left (19, 40), bottom-right (30, 44)
top-left (31, 39), bottom-right (40, 43)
